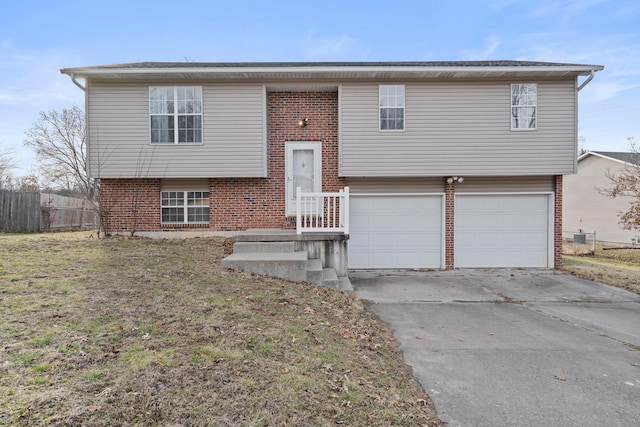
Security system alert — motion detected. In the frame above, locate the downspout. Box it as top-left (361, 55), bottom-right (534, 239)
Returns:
top-left (577, 70), bottom-right (595, 92)
top-left (69, 73), bottom-right (86, 92)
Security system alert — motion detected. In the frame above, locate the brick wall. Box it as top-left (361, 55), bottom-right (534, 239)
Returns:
top-left (99, 178), bottom-right (161, 234)
top-left (445, 180), bottom-right (456, 270)
top-left (554, 175), bottom-right (563, 268)
top-left (98, 91), bottom-right (343, 234)
top-left (210, 91), bottom-right (343, 230)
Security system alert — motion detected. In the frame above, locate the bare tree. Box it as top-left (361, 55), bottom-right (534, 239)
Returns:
top-left (600, 137), bottom-right (640, 231)
top-left (578, 136), bottom-right (589, 157)
top-left (0, 142), bottom-right (16, 188)
top-left (23, 105), bottom-right (97, 200)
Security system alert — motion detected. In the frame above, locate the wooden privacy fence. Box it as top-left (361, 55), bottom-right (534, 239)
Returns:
top-left (0, 189), bottom-right (40, 232)
top-left (0, 189), bottom-right (98, 232)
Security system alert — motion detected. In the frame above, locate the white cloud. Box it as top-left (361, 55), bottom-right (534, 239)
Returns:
top-left (580, 80), bottom-right (640, 103)
top-left (527, 0), bottom-right (611, 20)
top-left (461, 37), bottom-right (502, 60)
top-left (0, 41), bottom-right (85, 172)
top-left (0, 40), bottom-right (83, 106)
top-left (299, 34), bottom-right (369, 60)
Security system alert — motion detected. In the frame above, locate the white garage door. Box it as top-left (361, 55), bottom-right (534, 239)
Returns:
top-left (349, 195), bottom-right (443, 269)
top-left (455, 194), bottom-right (551, 268)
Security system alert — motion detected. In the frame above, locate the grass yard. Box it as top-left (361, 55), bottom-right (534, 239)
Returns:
top-left (562, 245), bottom-right (640, 295)
top-left (0, 232), bottom-right (443, 426)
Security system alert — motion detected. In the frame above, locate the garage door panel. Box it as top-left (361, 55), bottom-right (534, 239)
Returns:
top-left (349, 195), bottom-right (442, 269)
top-left (455, 194), bottom-right (550, 268)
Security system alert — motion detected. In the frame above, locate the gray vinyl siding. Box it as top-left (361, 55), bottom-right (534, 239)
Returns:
top-left (86, 81), bottom-right (266, 178)
top-left (346, 177), bottom-right (443, 193)
top-left (161, 179), bottom-right (210, 191)
top-left (346, 176), bottom-right (553, 193)
top-left (455, 176), bottom-right (554, 193)
top-left (340, 79), bottom-right (577, 177)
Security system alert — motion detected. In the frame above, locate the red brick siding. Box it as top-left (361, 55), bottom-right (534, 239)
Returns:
top-left (99, 178), bottom-right (161, 233)
top-left (98, 91), bottom-right (343, 233)
top-left (554, 175), bottom-right (563, 268)
top-left (445, 180), bottom-right (456, 270)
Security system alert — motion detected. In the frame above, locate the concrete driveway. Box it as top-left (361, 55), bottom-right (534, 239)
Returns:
top-left (351, 269), bottom-right (640, 427)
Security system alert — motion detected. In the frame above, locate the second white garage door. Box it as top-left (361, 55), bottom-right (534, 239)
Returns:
top-left (455, 194), bottom-right (551, 268)
top-left (349, 195), bottom-right (443, 269)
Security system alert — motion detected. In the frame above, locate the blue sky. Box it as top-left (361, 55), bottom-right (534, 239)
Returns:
top-left (1, 0), bottom-right (639, 173)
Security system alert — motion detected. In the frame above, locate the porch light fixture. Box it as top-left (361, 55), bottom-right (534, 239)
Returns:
top-left (298, 118), bottom-right (309, 128)
top-left (447, 176), bottom-right (464, 184)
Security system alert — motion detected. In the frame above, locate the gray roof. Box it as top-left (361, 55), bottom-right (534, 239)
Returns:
top-left (68, 60), bottom-right (602, 70)
top-left (60, 60), bottom-right (604, 81)
top-left (592, 151), bottom-right (640, 166)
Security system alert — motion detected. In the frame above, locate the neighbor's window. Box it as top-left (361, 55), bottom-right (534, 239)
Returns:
top-left (161, 191), bottom-right (209, 224)
top-left (511, 83), bottom-right (537, 130)
top-left (150, 86), bottom-right (202, 144)
top-left (379, 85), bottom-right (405, 131)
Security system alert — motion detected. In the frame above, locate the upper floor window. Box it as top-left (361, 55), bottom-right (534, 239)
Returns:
top-left (150, 86), bottom-right (202, 144)
top-left (161, 190), bottom-right (209, 224)
top-left (511, 83), bottom-right (537, 130)
top-left (379, 85), bottom-right (405, 131)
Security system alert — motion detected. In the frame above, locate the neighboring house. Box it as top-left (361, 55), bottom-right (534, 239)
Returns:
top-left (61, 61), bottom-right (603, 270)
top-left (564, 151), bottom-right (640, 244)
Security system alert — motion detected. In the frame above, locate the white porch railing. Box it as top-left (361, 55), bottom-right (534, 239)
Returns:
top-left (296, 186), bottom-right (349, 235)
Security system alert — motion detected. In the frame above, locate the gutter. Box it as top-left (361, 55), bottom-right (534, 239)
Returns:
top-left (577, 70), bottom-right (595, 91)
top-left (68, 73), bottom-right (86, 92)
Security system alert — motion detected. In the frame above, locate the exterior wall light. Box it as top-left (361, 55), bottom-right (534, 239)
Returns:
top-left (298, 118), bottom-right (309, 128)
top-left (446, 176), bottom-right (464, 184)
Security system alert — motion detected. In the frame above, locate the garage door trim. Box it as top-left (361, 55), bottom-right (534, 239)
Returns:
top-left (350, 193), bottom-right (445, 269)
top-left (454, 192), bottom-right (554, 268)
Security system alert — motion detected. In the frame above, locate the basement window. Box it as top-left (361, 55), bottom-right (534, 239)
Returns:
top-left (161, 191), bottom-right (209, 224)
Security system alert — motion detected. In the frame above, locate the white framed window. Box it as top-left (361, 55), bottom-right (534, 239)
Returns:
top-left (161, 191), bottom-right (209, 224)
top-left (379, 85), bottom-right (405, 131)
top-left (150, 86), bottom-right (202, 144)
top-left (511, 83), bottom-right (537, 130)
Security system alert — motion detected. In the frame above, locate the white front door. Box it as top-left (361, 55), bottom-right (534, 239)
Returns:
top-left (286, 142), bottom-right (322, 215)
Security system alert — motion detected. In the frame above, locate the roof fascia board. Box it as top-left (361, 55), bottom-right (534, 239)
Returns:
top-left (61, 64), bottom-right (604, 78)
top-left (581, 151), bottom-right (636, 166)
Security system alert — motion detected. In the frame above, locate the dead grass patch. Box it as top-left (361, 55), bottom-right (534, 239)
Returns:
top-left (0, 232), bottom-right (443, 426)
top-left (562, 245), bottom-right (640, 295)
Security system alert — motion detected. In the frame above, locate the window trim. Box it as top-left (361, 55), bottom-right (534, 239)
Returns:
top-left (379, 84), bottom-right (405, 132)
top-left (160, 190), bottom-right (210, 224)
top-left (149, 86), bottom-right (203, 145)
top-left (510, 83), bottom-right (537, 131)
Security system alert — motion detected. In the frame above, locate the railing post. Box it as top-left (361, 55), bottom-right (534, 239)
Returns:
top-left (343, 186), bottom-right (349, 235)
top-left (296, 186), bottom-right (302, 234)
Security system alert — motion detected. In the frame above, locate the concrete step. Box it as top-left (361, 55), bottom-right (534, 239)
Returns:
top-left (221, 252), bottom-right (308, 283)
top-left (306, 258), bottom-right (323, 285)
top-left (233, 241), bottom-right (296, 254)
top-left (321, 267), bottom-right (339, 289)
top-left (337, 276), bottom-right (354, 292)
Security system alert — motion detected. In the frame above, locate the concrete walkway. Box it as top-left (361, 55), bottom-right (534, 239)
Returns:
top-left (351, 269), bottom-right (640, 427)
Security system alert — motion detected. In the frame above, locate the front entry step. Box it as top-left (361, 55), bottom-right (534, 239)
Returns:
top-left (232, 241), bottom-right (296, 253)
top-left (221, 252), bottom-right (309, 283)
top-left (221, 229), bottom-right (352, 291)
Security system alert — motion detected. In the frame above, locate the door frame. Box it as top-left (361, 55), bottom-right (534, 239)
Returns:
top-left (285, 141), bottom-right (322, 216)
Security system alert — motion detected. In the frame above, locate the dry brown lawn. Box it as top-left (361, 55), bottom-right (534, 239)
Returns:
top-left (562, 243), bottom-right (640, 295)
top-left (0, 232), bottom-right (443, 426)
